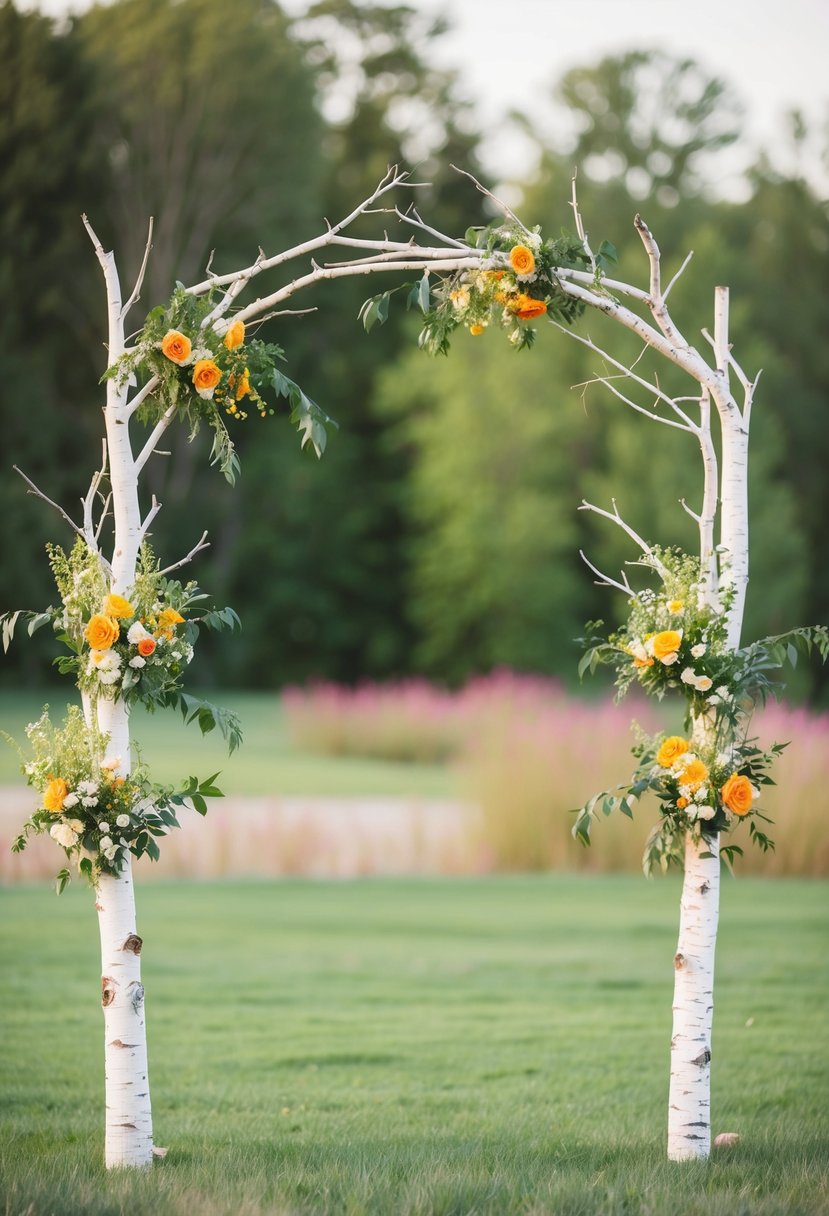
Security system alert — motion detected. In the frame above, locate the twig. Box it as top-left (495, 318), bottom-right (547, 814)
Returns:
top-left (578, 498), bottom-right (666, 574)
top-left (120, 217), bottom-right (154, 321)
top-left (138, 495), bottom-right (161, 544)
top-left (578, 549), bottom-right (635, 597)
top-left (134, 403), bottom-right (177, 474)
top-left (157, 531), bottom-right (210, 576)
top-left (450, 164), bottom-right (531, 235)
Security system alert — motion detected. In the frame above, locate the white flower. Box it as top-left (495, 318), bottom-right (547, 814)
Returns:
top-left (66, 818), bottom-right (85, 832)
top-left (129, 656), bottom-right (146, 669)
top-left (50, 822), bottom-right (78, 847)
top-left (100, 756), bottom-right (123, 773)
top-left (98, 822), bottom-right (110, 834)
top-left (694, 785), bottom-right (709, 802)
top-left (103, 845), bottom-right (119, 862)
top-left (695, 675), bottom-right (713, 692)
top-left (128, 621), bottom-right (152, 644)
top-left (82, 796), bottom-right (97, 808)
top-left (695, 805), bottom-right (716, 821)
top-left (660, 653), bottom-right (679, 666)
top-left (79, 781), bottom-right (99, 796)
top-left (116, 814), bottom-right (131, 828)
top-left (63, 792), bottom-right (79, 808)
top-left (99, 669), bottom-right (121, 686)
top-left (691, 644), bottom-right (707, 658)
top-left (99, 835), bottom-right (113, 850)
top-left (515, 269), bottom-right (537, 284)
top-left (526, 230), bottom-right (543, 250)
top-left (171, 651), bottom-right (181, 661)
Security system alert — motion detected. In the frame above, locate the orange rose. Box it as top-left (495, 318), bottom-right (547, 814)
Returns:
top-left (224, 320), bottom-right (246, 350)
top-left (102, 594), bottom-right (134, 620)
top-left (509, 244), bottom-right (536, 276)
top-left (652, 630), bottom-right (682, 663)
top-left (193, 359), bottom-right (222, 395)
top-left (656, 736), bottom-right (690, 768)
top-left (155, 606), bottom-right (185, 640)
top-left (137, 637), bottom-right (156, 657)
top-left (678, 758), bottom-right (709, 792)
top-left (721, 773), bottom-right (753, 816)
top-left (84, 614), bottom-right (119, 650)
top-left (676, 797), bottom-right (689, 809)
top-left (43, 777), bottom-right (69, 813)
top-left (161, 330), bottom-right (192, 365)
top-left (510, 293), bottom-right (547, 320)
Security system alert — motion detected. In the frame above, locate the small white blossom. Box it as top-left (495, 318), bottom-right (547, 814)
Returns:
top-left (81, 796), bottom-right (97, 808)
top-left (116, 814), bottom-right (131, 828)
top-left (129, 656), bottom-right (146, 669)
top-left (66, 818), bottom-right (85, 832)
top-left (127, 621), bottom-right (152, 644)
top-left (695, 805), bottom-right (716, 821)
top-left (660, 653), bottom-right (679, 666)
top-left (100, 756), bottom-right (123, 773)
top-left (50, 822), bottom-right (78, 847)
top-left (79, 781), bottom-right (99, 796)
top-left (99, 835), bottom-right (113, 850)
top-left (103, 845), bottom-right (119, 862)
top-left (98, 822), bottom-right (110, 834)
top-left (691, 643), bottom-right (707, 658)
top-left (171, 651), bottom-right (181, 661)
top-left (63, 792), bottom-right (79, 808)
top-left (515, 270), bottom-right (537, 284)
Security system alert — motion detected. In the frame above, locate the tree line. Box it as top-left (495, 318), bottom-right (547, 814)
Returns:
top-left (1, 0), bottom-right (827, 696)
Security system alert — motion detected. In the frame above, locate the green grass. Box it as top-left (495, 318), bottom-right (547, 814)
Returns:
top-left (0, 691), bottom-right (455, 798)
top-left (1, 875), bottom-right (827, 1214)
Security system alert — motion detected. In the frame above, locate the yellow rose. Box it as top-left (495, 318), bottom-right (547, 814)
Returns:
top-left (721, 773), bottom-right (753, 816)
top-left (84, 614), bottom-right (119, 650)
top-left (668, 599), bottom-right (684, 614)
top-left (652, 630), bottom-right (682, 663)
top-left (161, 330), bottom-right (192, 365)
top-left (155, 606), bottom-right (185, 640)
top-left (678, 758), bottom-right (709, 792)
top-left (43, 777), bottom-right (69, 814)
top-left (509, 245), bottom-right (536, 276)
top-left (656, 736), bottom-right (690, 768)
top-left (102, 594), bottom-right (134, 620)
top-left (235, 369), bottom-right (251, 400)
top-left (224, 319), bottom-right (246, 351)
top-left (193, 359), bottom-right (222, 395)
top-left (469, 324), bottom-right (485, 336)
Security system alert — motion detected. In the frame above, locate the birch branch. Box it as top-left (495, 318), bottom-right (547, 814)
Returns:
top-left (13, 465), bottom-right (113, 576)
top-left (450, 164), bottom-right (532, 236)
top-left (126, 374), bottom-right (160, 420)
top-left (634, 214), bottom-right (691, 350)
top-left (569, 170), bottom-right (598, 279)
top-left (157, 531), bottom-right (210, 576)
top-left (578, 548), bottom-right (636, 597)
top-left (134, 403), bottom-right (177, 474)
top-left (120, 217), bottom-right (154, 321)
top-left (578, 498), bottom-right (667, 575)
top-left (138, 495), bottom-right (161, 544)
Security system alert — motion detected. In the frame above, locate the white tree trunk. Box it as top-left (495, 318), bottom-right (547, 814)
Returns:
top-left (95, 689), bottom-right (154, 1167)
top-left (667, 829), bottom-right (720, 1160)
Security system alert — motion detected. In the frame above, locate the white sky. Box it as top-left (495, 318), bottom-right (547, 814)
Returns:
top-left (26, 0), bottom-right (829, 192)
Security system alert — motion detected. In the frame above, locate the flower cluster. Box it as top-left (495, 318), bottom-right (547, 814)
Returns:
top-left (48, 541), bottom-right (201, 708)
top-left (10, 706), bottom-right (222, 889)
top-left (573, 548), bottom-right (828, 870)
top-left (416, 223), bottom-right (592, 355)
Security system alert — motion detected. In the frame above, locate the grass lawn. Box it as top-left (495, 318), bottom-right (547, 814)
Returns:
top-left (0, 690), bottom-right (455, 798)
top-left (1, 874), bottom-right (827, 1215)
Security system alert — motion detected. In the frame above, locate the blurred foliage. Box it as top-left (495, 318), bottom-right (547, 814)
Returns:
top-left (0, 4), bottom-right (826, 698)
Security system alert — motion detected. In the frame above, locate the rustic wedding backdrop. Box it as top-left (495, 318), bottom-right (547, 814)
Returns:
top-left (3, 162), bottom-right (825, 1174)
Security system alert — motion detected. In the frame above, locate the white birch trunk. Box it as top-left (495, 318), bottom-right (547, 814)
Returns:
top-left (86, 228), bottom-right (155, 1167)
top-left (667, 830), bottom-right (720, 1160)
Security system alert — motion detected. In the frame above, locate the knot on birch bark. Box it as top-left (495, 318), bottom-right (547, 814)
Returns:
top-left (122, 933), bottom-right (143, 955)
top-left (700, 881), bottom-right (710, 894)
top-left (101, 976), bottom-right (117, 1007)
top-left (691, 1048), bottom-right (711, 1067)
top-left (674, 952), bottom-right (687, 970)
top-left (128, 981), bottom-right (145, 1014)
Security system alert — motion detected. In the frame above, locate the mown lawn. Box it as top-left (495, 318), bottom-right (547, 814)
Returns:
top-left (0, 690), bottom-right (455, 798)
top-left (1, 875), bottom-right (827, 1215)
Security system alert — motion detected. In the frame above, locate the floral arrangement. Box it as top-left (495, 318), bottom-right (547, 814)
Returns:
top-left (7, 706), bottom-right (220, 891)
top-left (360, 220), bottom-right (612, 355)
top-left (575, 548), bottom-right (828, 872)
top-left (110, 286), bottom-right (333, 481)
top-left (42, 539), bottom-right (239, 728)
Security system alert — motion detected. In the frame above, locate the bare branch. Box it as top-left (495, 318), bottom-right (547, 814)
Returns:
top-left (157, 531), bottom-right (210, 576)
top-left (395, 204), bottom-right (467, 248)
top-left (680, 497), bottom-right (702, 524)
top-left (663, 250), bottom-right (694, 302)
top-left (14, 466), bottom-right (84, 540)
top-left (126, 374), bottom-right (160, 420)
top-left (549, 320), bottom-right (698, 431)
top-left (634, 214), bottom-right (691, 350)
top-left (578, 548), bottom-right (635, 598)
top-left (120, 217), bottom-right (154, 321)
top-left (450, 164), bottom-right (532, 235)
top-left (134, 403), bottom-right (177, 474)
top-left (138, 495), bottom-right (161, 544)
top-left (569, 170), bottom-right (597, 278)
top-left (578, 498), bottom-right (667, 574)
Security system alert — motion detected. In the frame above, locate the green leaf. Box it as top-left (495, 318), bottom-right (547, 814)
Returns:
top-left (418, 273), bottom-right (431, 314)
top-left (55, 868), bottom-right (71, 895)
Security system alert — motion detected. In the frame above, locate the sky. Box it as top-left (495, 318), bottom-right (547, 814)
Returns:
top-left (25, 0), bottom-right (829, 193)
